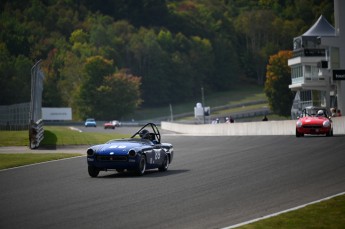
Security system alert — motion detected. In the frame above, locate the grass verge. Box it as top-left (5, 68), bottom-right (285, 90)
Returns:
top-left (0, 153), bottom-right (82, 170)
top-left (0, 126), bottom-right (130, 147)
top-left (237, 194), bottom-right (345, 229)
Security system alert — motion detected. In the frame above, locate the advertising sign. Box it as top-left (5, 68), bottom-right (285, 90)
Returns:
top-left (333, 69), bottom-right (345, 80)
top-left (42, 107), bottom-right (72, 120)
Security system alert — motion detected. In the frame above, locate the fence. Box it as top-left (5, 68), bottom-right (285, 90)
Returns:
top-left (0, 103), bottom-right (30, 130)
top-left (0, 60), bottom-right (45, 148)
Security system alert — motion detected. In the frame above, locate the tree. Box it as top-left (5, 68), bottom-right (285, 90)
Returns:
top-left (95, 70), bottom-right (142, 119)
top-left (78, 55), bottom-right (115, 118)
top-left (264, 50), bottom-right (294, 116)
top-left (0, 45), bottom-right (32, 105)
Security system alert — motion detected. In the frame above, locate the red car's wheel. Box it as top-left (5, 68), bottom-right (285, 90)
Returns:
top-left (326, 128), bottom-right (333, 137)
top-left (296, 129), bottom-right (301, 137)
top-left (296, 129), bottom-right (304, 137)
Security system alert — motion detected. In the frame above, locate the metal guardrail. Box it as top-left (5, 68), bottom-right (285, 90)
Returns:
top-left (29, 60), bottom-right (45, 149)
top-left (29, 119), bottom-right (44, 149)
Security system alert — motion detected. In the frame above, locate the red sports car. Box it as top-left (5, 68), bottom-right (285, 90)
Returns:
top-left (296, 106), bottom-right (333, 137)
top-left (104, 121), bottom-right (116, 129)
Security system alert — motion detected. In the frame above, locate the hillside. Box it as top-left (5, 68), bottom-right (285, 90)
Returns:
top-left (125, 84), bottom-right (270, 122)
top-left (0, 0), bottom-right (334, 120)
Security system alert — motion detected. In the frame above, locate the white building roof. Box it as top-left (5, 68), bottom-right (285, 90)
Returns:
top-left (302, 15), bottom-right (335, 37)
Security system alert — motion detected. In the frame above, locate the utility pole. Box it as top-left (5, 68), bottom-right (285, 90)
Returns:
top-left (201, 87), bottom-right (205, 124)
top-left (169, 104), bottom-right (173, 122)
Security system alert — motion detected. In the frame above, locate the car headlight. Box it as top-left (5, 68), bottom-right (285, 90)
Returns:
top-left (87, 148), bottom-right (95, 156)
top-left (128, 150), bottom-right (137, 157)
top-left (323, 120), bottom-right (330, 127)
top-left (296, 120), bottom-right (302, 127)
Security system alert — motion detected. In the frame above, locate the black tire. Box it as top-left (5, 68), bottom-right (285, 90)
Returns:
top-left (296, 129), bottom-right (301, 138)
top-left (88, 166), bottom-right (99, 177)
top-left (136, 155), bottom-right (146, 176)
top-left (296, 129), bottom-right (304, 137)
top-left (159, 155), bottom-right (169, 172)
top-left (326, 129), bottom-right (333, 137)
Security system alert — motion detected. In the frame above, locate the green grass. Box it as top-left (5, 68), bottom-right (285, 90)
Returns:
top-left (0, 153), bottom-right (82, 170)
top-left (238, 194), bottom-right (345, 229)
top-left (0, 126), bottom-right (131, 170)
top-left (42, 126), bottom-right (129, 146)
top-left (0, 126), bottom-right (130, 147)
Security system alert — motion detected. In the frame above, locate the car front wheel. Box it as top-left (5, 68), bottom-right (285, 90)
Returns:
top-left (136, 155), bottom-right (146, 176)
top-left (326, 128), bottom-right (333, 137)
top-left (296, 129), bottom-right (301, 137)
top-left (88, 166), bottom-right (99, 177)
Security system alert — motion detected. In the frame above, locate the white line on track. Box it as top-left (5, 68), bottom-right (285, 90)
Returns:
top-left (221, 191), bottom-right (345, 229)
top-left (69, 126), bottom-right (83, 132)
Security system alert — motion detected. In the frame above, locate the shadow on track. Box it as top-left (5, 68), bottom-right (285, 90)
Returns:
top-left (96, 169), bottom-right (190, 179)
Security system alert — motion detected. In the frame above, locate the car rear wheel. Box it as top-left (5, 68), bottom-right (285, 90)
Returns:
top-left (159, 155), bottom-right (169, 172)
top-left (136, 155), bottom-right (146, 176)
top-left (88, 166), bottom-right (99, 177)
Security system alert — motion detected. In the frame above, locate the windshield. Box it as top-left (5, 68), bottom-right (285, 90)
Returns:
top-left (305, 108), bottom-right (327, 117)
top-left (106, 138), bottom-right (153, 145)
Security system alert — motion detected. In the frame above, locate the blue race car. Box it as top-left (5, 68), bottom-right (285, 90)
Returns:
top-left (87, 123), bottom-right (174, 177)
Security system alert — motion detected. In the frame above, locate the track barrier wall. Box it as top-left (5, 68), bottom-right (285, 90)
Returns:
top-left (161, 117), bottom-right (345, 136)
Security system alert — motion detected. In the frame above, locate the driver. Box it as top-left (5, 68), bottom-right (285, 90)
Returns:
top-left (317, 110), bottom-right (324, 117)
top-left (139, 129), bottom-right (159, 144)
top-left (139, 129), bottom-right (150, 140)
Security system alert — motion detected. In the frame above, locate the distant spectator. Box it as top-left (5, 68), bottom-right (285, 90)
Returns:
top-left (262, 115), bottom-right (268, 121)
top-left (337, 109), bottom-right (342, 117)
top-left (229, 116), bottom-right (234, 123)
top-left (225, 117), bottom-right (230, 123)
top-left (331, 108), bottom-right (337, 117)
top-left (212, 118), bottom-right (220, 124)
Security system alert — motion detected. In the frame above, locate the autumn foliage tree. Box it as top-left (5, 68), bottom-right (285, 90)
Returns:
top-left (264, 50), bottom-right (294, 117)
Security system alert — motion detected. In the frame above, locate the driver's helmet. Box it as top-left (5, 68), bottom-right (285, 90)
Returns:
top-left (139, 129), bottom-right (150, 139)
top-left (317, 110), bottom-right (324, 116)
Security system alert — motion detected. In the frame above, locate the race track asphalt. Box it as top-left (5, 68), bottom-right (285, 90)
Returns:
top-left (1, 131), bottom-right (345, 229)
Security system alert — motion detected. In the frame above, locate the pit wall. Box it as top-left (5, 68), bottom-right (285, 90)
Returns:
top-left (161, 117), bottom-right (345, 136)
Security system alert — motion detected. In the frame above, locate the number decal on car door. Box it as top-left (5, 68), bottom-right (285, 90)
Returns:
top-left (155, 151), bottom-right (160, 160)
